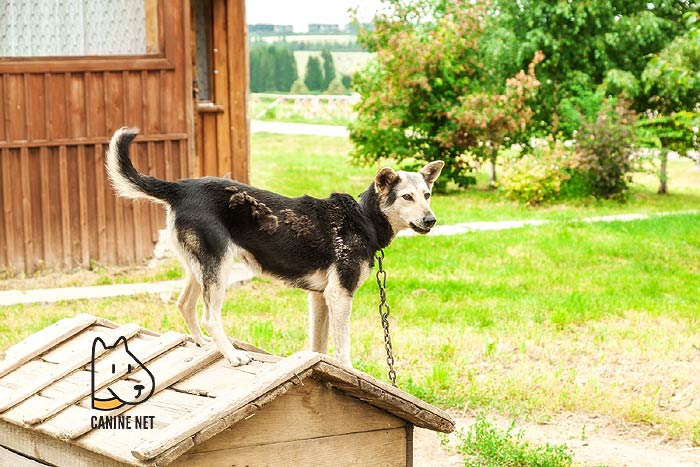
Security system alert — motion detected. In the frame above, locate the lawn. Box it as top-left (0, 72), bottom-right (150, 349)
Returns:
top-left (2, 133), bottom-right (700, 449)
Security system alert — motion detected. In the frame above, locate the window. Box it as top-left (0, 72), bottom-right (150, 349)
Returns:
top-left (0, 0), bottom-right (159, 57)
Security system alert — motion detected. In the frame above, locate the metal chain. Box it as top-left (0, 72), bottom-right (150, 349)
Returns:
top-left (375, 249), bottom-right (397, 387)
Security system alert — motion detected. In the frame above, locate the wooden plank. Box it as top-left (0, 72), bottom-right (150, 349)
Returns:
top-left (19, 147), bottom-right (33, 271)
top-left (57, 145), bottom-right (72, 268)
top-left (0, 445), bottom-right (52, 467)
top-left (69, 72), bottom-right (86, 137)
top-left (0, 133), bottom-right (188, 149)
top-left (77, 145), bottom-right (90, 266)
top-left (313, 359), bottom-right (455, 433)
top-left (201, 113), bottom-right (217, 176)
top-left (0, 71), bottom-right (5, 141)
top-left (226, 0), bottom-right (250, 183)
top-left (58, 341), bottom-right (221, 439)
top-left (38, 146), bottom-right (53, 265)
top-left (171, 427), bottom-right (407, 467)
top-left (0, 324), bottom-right (141, 413)
top-left (0, 57), bottom-right (174, 74)
top-left (26, 73), bottom-right (46, 140)
top-left (132, 352), bottom-right (323, 460)
top-left (94, 143), bottom-right (108, 263)
top-left (212, 0), bottom-right (232, 176)
top-left (0, 314), bottom-right (98, 379)
top-left (27, 332), bottom-right (188, 429)
top-left (6, 74), bottom-right (25, 141)
top-left (0, 149), bottom-right (11, 269)
top-left (189, 378), bottom-right (405, 453)
top-left (0, 419), bottom-right (128, 467)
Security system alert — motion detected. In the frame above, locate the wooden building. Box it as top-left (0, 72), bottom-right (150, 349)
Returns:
top-left (0, 0), bottom-right (250, 274)
top-left (0, 314), bottom-right (454, 466)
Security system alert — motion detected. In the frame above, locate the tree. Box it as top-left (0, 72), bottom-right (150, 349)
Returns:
top-left (321, 48), bottom-right (337, 91)
top-left (487, 1), bottom-right (698, 136)
top-left (274, 44), bottom-right (298, 92)
top-left (304, 56), bottom-right (324, 92)
top-left (350, 0), bottom-right (543, 189)
top-left (637, 12), bottom-right (700, 193)
top-left (249, 43), bottom-right (298, 93)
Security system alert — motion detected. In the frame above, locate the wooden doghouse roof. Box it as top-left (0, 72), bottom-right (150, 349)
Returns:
top-left (0, 314), bottom-right (454, 466)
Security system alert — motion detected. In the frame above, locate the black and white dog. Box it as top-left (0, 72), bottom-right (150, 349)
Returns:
top-left (106, 128), bottom-right (443, 367)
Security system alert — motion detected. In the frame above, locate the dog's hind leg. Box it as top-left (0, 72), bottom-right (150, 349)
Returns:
top-left (308, 292), bottom-right (329, 354)
top-left (201, 279), bottom-right (252, 367)
top-left (176, 273), bottom-right (209, 346)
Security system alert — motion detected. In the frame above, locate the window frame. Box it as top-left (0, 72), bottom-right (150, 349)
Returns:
top-left (0, 0), bottom-right (175, 73)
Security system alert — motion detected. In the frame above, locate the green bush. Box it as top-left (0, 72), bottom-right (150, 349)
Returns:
top-left (501, 140), bottom-right (573, 205)
top-left (304, 56), bottom-right (324, 92)
top-left (571, 100), bottom-right (636, 199)
top-left (456, 414), bottom-right (573, 467)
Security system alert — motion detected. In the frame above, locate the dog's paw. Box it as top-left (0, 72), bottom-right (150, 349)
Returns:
top-left (193, 335), bottom-right (212, 347)
top-left (226, 349), bottom-right (252, 367)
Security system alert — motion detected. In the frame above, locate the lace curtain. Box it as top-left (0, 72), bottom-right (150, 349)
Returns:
top-left (0, 0), bottom-right (147, 57)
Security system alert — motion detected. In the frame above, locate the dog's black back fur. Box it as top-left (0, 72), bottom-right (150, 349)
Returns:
top-left (110, 129), bottom-right (394, 293)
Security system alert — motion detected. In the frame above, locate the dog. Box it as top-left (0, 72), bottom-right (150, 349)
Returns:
top-left (106, 127), bottom-right (443, 367)
top-left (91, 336), bottom-right (155, 410)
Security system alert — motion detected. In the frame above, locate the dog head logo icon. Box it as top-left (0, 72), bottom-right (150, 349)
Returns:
top-left (91, 336), bottom-right (155, 411)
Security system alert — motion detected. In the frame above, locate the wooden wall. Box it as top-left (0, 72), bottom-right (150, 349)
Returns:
top-left (0, 1), bottom-right (243, 274)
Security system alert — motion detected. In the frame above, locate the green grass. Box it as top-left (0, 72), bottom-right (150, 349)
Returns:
top-left (3, 133), bottom-right (700, 452)
top-left (455, 414), bottom-right (573, 467)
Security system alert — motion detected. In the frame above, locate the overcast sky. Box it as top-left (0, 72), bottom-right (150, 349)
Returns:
top-left (246, 0), bottom-right (384, 32)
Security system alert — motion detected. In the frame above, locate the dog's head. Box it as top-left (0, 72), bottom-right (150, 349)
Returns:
top-left (374, 161), bottom-right (444, 235)
top-left (91, 336), bottom-right (155, 411)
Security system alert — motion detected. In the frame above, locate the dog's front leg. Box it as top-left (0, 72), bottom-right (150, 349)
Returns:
top-left (308, 291), bottom-right (329, 354)
top-left (323, 283), bottom-right (353, 367)
top-left (201, 282), bottom-right (252, 367)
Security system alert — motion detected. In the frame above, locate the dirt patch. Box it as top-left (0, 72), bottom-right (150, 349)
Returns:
top-left (414, 411), bottom-right (700, 466)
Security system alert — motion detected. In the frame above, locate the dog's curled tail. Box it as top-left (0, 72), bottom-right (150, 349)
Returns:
top-left (105, 127), bottom-right (177, 205)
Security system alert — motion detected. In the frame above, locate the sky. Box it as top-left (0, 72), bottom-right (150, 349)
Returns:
top-left (245, 0), bottom-right (384, 32)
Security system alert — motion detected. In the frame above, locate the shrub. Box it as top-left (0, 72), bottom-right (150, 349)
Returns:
top-left (572, 100), bottom-right (636, 199)
top-left (340, 74), bottom-right (352, 90)
top-left (290, 79), bottom-right (310, 94)
top-left (501, 140), bottom-right (573, 205)
top-left (456, 414), bottom-right (573, 467)
top-left (325, 77), bottom-right (348, 95)
top-left (320, 48), bottom-right (336, 91)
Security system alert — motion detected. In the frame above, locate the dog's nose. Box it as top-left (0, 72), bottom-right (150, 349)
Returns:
top-left (423, 215), bottom-right (436, 228)
top-left (134, 384), bottom-right (144, 391)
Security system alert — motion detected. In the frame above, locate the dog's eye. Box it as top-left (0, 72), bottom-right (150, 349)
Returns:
top-left (111, 364), bottom-right (116, 374)
top-left (127, 364), bottom-right (132, 373)
top-left (402, 194), bottom-right (413, 201)
top-left (424, 193), bottom-right (431, 200)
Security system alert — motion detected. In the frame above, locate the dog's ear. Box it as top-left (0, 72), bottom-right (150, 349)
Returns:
top-left (419, 161), bottom-right (444, 189)
top-left (374, 167), bottom-right (399, 194)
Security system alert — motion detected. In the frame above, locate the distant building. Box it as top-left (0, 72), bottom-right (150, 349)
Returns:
top-left (308, 23), bottom-right (340, 33)
top-left (249, 23), bottom-right (294, 35)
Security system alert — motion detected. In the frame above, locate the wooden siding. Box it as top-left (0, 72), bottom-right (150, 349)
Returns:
top-left (0, 0), bottom-right (249, 274)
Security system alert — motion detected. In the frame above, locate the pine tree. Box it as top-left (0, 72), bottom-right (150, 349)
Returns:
top-left (304, 56), bottom-right (324, 92)
top-left (321, 48), bottom-right (336, 91)
top-left (273, 44), bottom-right (298, 92)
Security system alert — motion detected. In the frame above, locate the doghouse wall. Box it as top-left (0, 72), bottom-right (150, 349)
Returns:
top-left (170, 378), bottom-right (411, 467)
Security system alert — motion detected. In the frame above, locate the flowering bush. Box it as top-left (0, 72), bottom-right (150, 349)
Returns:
top-left (501, 141), bottom-right (573, 205)
top-left (350, 0), bottom-right (543, 189)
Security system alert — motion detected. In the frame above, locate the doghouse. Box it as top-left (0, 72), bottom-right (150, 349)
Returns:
top-left (0, 314), bottom-right (454, 466)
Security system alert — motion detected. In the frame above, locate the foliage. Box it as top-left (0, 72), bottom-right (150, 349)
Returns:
top-left (501, 140), bottom-right (573, 205)
top-left (350, 0), bottom-right (543, 188)
top-left (249, 43), bottom-right (298, 92)
top-left (320, 48), bottom-right (337, 90)
top-left (289, 79), bottom-right (310, 94)
top-left (456, 414), bottom-right (573, 467)
top-left (325, 77), bottom-right (349, 95)
top-left (641, 12), bottom-right (700, 114)
top-left (637, 112), bottom-right (700, 155)
top-left (341, 74), bottom-right (352, 90)
top-left (487, 1), bottom-right (698, 136)
top-left (304, 56), bottom-right (324, 91)
top-left (571, 100), bottom-right (637, 199)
